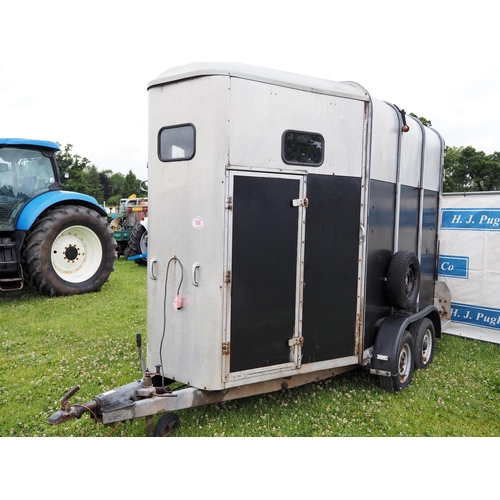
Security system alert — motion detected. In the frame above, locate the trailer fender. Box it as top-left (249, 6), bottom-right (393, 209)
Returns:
top-left (16, 191), bottom-right (106, 230)
top-left (370, 305), bottom-right (441, 376)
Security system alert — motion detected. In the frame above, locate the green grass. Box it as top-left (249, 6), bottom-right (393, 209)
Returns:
top-left (1, 258), bottom-right (500, 437)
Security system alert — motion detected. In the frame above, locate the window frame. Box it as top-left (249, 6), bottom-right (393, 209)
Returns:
top-left (158, 123), bottom-right (196, 162)
top-left (281, 129), bottom-right (325, 167)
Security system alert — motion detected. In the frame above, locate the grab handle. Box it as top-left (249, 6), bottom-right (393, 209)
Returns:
top-left (192, 263), bottom-right (200, 286)
top-left (150, 258), bottom-right (158, 280)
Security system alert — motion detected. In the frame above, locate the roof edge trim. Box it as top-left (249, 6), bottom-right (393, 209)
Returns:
top-left (148, 63), bottom-right (370, 102)
top-left (0, 138), bottom-right (60, 150)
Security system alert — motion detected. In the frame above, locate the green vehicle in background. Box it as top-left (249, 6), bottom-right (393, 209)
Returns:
top-left (109, 195), bottom-right (148, 266)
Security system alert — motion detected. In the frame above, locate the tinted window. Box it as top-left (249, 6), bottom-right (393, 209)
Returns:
top-left (158, 124), bottom-right (196, 161)
top-left (282, 130), bottom-right (324, 166)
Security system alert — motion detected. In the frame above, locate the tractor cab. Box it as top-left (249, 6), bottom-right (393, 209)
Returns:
top-left (0, 140), bottom-right (60, 232)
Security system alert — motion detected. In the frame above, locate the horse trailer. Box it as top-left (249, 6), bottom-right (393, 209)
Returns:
top-left (50, 63), bottom-right (450, 436)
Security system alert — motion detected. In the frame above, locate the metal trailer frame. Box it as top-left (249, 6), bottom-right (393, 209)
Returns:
top-left (49, 63), bottom-right (451, 436)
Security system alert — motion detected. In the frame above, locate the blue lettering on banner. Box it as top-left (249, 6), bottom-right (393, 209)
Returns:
top-left (438, 255), bottom-right (469, 279)
top-left (442, 208), bottom-right (500, 231)
top-left (451, 303), bottom-right (500, 331)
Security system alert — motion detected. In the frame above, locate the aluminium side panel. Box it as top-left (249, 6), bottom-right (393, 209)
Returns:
top-left (228, 77), bottom-right (365, 177)
top-left (146, 75), bottom-right (231, 391)
top-left (397, 116), bottom-right (422, 256)
top-left (364, 97), bottom-right (399, 347)
top-left (420, 126), bottom-right (444, 306)
top-left (363, 100), bottom-right (443, 346)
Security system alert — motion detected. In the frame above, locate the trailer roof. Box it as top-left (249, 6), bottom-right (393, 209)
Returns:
top-left (148, 62), bottom-right (370, 102)
top-left (0, 138), bottom-right (60, 150)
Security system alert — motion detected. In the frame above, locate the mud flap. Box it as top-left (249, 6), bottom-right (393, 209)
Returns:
top-left (370, 305), bottom-right (441, 376)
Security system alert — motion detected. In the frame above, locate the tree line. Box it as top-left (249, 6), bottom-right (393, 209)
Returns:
top-left (410, 114), bottom-right (499, 192)
top-left (58, 121), bottom-right (500, 200)
top-left (443, 146), bottom-right (500, 192)
top-left (56, 144), bottom-right (146, 206)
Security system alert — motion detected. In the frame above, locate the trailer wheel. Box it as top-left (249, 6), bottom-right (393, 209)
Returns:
top-left (125, 223), bottom-right (147, 266)
top-left (379, 331), bottom-right (415, 391)
top-left (409, 318), bottom-right (435, 369)
top-left (22, 206), bottom-right (116, 296)
top-left (387, 251), bottom-right (420, 310)
top-left (154, 413), bottom-right (180, 437)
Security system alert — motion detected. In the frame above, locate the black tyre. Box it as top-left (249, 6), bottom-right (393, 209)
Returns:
top-left (387, 251), bottom-right (420, 310)
top-left (409, 318), bottom-right (435, 369)
top-left (154, 413), bottom-right (180, 437)
top-left (22, 206), bottom-right (116, 296)
top-left (379, 330), bottom-right (415, 391)
top-left (125, 224), bottom-right (147, 266)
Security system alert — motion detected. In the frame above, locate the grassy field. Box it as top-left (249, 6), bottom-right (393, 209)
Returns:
top-left (1, 258), bottom-right (500, 437)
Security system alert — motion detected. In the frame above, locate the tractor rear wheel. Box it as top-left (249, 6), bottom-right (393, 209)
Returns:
top-left (22, 206), bottom-right (116, 296)
top-left (125, 223), bottom-right (148, 266)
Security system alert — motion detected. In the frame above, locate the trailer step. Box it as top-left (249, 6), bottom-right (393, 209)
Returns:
top-left (0, 277), bottom-right (24, 291)
top-left (0, 238), bottom-right (23, 288)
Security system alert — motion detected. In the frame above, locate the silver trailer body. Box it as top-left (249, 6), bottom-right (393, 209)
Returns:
top-left (145, 63), bottom-right (445, 392)
top-left (48, 63), bottom-right (448, 434)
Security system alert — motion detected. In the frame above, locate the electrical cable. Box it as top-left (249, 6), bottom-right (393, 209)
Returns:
top-left (159, 256), bottom-right (184, 395)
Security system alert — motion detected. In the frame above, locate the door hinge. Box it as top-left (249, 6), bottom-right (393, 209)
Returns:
top-left (288, 336), bottom-right (304, 347)
top-left (225, 196), bottom-right (233, 209)
top-left (224, 270), bottom-right (231, 284)
top-left (222, 342), bottom-right (230, 355)
top-left (292, 198), bottom-right (308, 208)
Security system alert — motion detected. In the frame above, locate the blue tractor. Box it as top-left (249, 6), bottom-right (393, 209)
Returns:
top-left (0, 139), bottom-right (116, 296)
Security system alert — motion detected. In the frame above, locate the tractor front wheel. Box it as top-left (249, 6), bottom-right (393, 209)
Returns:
top-left (22, 206), bottom-right (116, 296)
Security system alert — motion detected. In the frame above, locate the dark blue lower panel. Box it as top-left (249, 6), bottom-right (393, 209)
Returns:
top-left (230, 175), bottom-right (300, 373)
top-left (301, 175), bottom-right (360, 363)
top-left (364, 180), bottom-right (395, 347)
top-left (399, 185), bottom-right (419, 254)
top-left (420, 190), bottom-right (439, 307)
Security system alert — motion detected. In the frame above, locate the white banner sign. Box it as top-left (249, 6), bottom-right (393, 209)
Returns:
top-left (439, 192), bottom-right (500, 343)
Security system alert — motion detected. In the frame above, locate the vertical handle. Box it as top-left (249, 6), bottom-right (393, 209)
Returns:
top-left (150, 258), bottom-right (158, 280)
top-left (192, 263), bottom-right (200, 286)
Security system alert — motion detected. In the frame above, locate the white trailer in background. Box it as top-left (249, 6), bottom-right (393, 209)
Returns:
top-left (50, 63), bottom-right (450, 436)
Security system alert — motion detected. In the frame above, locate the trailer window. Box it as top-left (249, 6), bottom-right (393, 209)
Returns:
top-left (282, 130), bottom-right (324, 166)
top-left (158, 124), bottom-right (196, 162)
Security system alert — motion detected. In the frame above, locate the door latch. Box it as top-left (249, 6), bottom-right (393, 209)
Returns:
top-left (292, 198), bottom-right (309, 208)
top-left (288, 337), bottom-right (304, 347)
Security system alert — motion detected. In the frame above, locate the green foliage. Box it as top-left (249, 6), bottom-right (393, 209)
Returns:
top-left (55, 145), bottom-right (144, 203)
top-left (56, 144), bottom-right (93, 194)
top-left (409, 112), bottom-right (432, 127)
top-left (85, 165), bottom-right (105, 204)
top-left (1, 260), bottom-right (500, 437)
top-left (99, 172), bottom-right (112, 200)
top-left (122, 170), bottom-right (143, 198)
top-left (444, 145), bottom-right (500, 192)
top-left (108, 172), bottom-right (125, 200)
